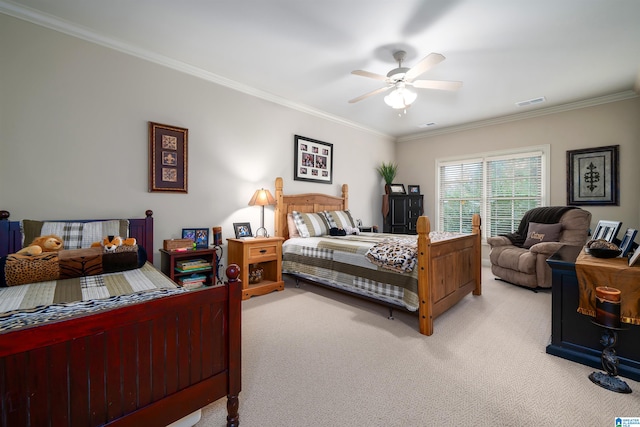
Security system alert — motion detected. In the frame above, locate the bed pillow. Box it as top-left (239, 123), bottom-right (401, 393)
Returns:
top-left (323, 210), bottom-right (356, 229)
top-left (22, 219), bottom-right (128, 250)
top-left (291, 211), bottom-right (330, 238)
top-left (523, 222), bottom-right (563, 249)
top-left (287, 213), bottom-right (301, 238)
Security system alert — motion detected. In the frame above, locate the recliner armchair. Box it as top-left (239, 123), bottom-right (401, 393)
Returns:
top-left (487, 207), bottom-right (591, 289)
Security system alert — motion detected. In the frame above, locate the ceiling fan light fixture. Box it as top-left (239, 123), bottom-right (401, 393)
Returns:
top-left (384, 87), bottom-right (417, 109)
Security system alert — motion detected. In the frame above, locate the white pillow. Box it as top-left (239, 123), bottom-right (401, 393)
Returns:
top-left (41, 220), bottom-right (124, 249)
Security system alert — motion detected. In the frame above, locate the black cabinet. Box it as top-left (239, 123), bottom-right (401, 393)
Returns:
top-left (546, 245), bottom-right (640, 381)
top-left (382, 194), bottom-right (423, 234)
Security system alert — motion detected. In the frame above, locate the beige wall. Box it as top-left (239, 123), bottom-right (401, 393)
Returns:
top-left (0, 14), bottom-right (394, 267)
top-left (397, 98), bottom-right (640, 251)
top-left (3, 14), bottom-right (639, 268)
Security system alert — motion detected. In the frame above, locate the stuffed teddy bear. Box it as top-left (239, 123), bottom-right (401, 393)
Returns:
top-left (91, 235), bottom-right (137, 253)
top-left (17, 234), bottom-right (64, 256)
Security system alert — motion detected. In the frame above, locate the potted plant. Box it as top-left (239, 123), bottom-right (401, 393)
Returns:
top-left (376, 162), bottom-right (398, 194)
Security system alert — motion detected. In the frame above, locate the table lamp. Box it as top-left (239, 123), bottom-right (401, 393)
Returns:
top-left (248, 188), bottom-right (275, 237)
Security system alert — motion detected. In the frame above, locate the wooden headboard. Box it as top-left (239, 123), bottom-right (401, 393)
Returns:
top-left (0, 210), bottom-right (154, 263)
top-left (274, 177), bottom-right (348, 240)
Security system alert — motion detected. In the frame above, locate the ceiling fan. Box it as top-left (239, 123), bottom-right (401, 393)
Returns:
top-left (348, 50), bottom-right (462, 109)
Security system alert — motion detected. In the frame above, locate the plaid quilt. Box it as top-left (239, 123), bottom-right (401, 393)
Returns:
top-left (0, 262), bottom-right (182, 331)
top-left (282, 231), bottom-right (467, 311)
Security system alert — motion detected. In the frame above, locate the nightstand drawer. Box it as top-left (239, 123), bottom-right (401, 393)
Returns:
top-left (248, 244), bottom-right (277, 261)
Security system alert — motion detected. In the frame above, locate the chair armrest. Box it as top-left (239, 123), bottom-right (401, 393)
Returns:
top-left (487, 236), bottom-right (512, 248)
top-left (529, 241), bottom-right (567, 256)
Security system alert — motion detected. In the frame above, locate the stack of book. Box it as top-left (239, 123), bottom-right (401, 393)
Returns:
top-left (178, 273), bottom-right (207, 289)
top-left (175, 258), bottom-right (211, 272)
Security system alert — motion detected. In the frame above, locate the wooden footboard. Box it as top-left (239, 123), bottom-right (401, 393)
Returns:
top-left (0, 267), bottom-right (242, 427)
top-left (416, 214), bottom-right (482, 335)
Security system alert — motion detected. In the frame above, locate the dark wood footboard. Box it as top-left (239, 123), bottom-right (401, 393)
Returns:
top-left (0, 266), bottom-right (242, 427)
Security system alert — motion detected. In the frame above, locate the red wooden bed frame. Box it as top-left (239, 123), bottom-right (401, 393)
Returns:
top-left (0, 210), bottom-right (241, 427)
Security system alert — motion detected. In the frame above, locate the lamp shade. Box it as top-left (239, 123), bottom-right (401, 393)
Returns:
top-left (248, 188), bottom-right (275, 206)
top-left (384, 87), bottom-right (417, 109)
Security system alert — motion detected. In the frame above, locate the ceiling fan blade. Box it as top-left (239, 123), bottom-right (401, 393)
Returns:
top-left (404, 53), bottom-right (445, 82)
top-left (348, 86), bottom-right (391, 103)
top-left (411, 79), bottom-right (463, 91)
top-left (351, 70), bottom-right (388, 81)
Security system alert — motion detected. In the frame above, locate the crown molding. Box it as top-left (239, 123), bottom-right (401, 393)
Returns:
top-left (397, 91), bottom-right (639, 142)
top-left (3, 1), bottom-right (634, 144)
top-left (0, 1), bottom-right (391, 140)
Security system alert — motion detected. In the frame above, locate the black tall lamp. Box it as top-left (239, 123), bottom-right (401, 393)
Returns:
top-left (248, 188), bottom-right (276, 237)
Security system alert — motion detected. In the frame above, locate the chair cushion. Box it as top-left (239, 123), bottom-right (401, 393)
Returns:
top-left (523, 222), bottom-right (562, 249)
top-left (490, 246), bottom-right (537, 274)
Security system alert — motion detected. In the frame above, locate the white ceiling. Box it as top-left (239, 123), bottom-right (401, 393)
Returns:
top-left (3, 0), bottom-right (640, 139)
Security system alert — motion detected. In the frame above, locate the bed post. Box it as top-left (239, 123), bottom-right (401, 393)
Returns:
top-left (0, 211), bottom-right (22, 257)
top-left (274, 177), bottom-right (285, 239)
top-left (342, 184), bottom-right (348, 210)
top-left (472, 213), bottom-right (482, 296)
top-left (416, 215), bottom-right (433, 336)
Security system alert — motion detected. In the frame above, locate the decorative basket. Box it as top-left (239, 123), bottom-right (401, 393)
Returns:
top-left (249, 265), bottom-right (264, 284)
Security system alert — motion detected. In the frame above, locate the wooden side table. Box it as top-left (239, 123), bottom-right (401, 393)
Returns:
top-left (227, 237), bottom-right (284, 300)
top-left (159, 247), bottom-right (217, 287)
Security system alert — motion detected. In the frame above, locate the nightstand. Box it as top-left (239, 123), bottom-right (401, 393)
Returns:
top-left (160, 248), bottom-right (217, 288)
top-left (227, 237), bottom-right (284, 300)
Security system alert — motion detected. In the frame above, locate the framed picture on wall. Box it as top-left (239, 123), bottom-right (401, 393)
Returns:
top-left (294, 135), bottom-right (333, 184)
top-left (566, 145), bottom-right (619, 206)
top-left (149, 122), bottom-right (188, 193)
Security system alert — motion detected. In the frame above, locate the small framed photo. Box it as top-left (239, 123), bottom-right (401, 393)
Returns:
top-left (233, 222), bottom-right (253, 239)
top-left (408, 185), bottom-right (420, 194)
top-left (629, 248), bottom-right (640, 267)
top-left (389, 183), bottom-right (406, 195)
top-left (619, 228), bottom-right (637, 258)
top-left (592, 220), bottom-right (622, 242)
top-left (194, 228), bottom-right (209, 248)
top-left (181, 228), bottom-right (196, 245)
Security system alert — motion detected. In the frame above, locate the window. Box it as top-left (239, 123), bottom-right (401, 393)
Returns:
top-left (437, 146), bottom-right (549, 238)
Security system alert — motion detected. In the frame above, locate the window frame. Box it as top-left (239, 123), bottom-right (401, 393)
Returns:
top-left (435, 145), bottom-right (550, 240)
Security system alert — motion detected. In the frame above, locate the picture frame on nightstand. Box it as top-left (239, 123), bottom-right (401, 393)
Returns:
top-left (233, 222), bottom-right (253, 239)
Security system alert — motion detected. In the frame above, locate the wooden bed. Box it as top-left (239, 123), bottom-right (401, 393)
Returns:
top-left (0, 210), bottom-right (241, 427)
top-left (274, 177), bottom-right (482, 336)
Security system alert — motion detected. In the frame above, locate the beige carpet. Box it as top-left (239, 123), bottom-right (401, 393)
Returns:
top-left (197, 267), bottom-right (640, 427)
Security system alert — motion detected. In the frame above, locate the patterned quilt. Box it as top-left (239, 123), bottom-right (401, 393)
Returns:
top-left (282, 232), bottom-right (466, 311)
top-left (0, 262), bottom-right (184, 331)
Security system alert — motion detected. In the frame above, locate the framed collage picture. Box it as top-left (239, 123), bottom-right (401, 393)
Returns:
top-left (294, 135), bottom-right (333, 184)
top-left (149, 122), bottom-right (188, 193)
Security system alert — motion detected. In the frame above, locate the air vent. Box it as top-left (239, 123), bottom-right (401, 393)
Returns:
top-left (516, 96), bottom-right (546, 107)
top-left (418, 122), bottom-right (437, 128)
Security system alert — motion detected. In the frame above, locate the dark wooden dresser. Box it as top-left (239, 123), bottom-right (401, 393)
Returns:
top-left (546, 245), bottom-right (640, 381)
top-left (382, 194), bottom-right (423, 234)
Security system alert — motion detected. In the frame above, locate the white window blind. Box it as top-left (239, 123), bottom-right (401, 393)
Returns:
top-left (439, 158), bottom-right (483, 234)
top-left (437, 147), bottom-right (547, 237)
top-left (487, 152), bottom-right (543, 236)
